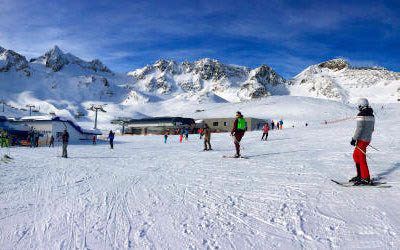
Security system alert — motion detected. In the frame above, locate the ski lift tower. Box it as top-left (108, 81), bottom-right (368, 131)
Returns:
top-left (0, 99), bottom-right (5, 112)
top-left (88, 104), bottom-right (107, 129)
top-left (26, 104), bottom-right (36, 116)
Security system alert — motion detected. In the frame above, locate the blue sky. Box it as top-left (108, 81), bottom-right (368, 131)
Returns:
top-left (0, 0), bottom-right (399, 77)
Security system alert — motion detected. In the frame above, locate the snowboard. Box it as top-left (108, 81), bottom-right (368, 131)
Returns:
top-left (331, 179), bottom-right (391, 188)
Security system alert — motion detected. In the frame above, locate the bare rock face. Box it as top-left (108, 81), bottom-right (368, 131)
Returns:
top-left (0, 47), bottom-right (29, 72)
top-left (318, 58), bottom-right (349, 71)
top-left (31, 46), bottom-right (112, 73)
top-left (88, 59), bottom-right (112, 73)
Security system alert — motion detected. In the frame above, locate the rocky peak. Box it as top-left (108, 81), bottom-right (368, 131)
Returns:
top-left (87, 59), bottom-right (112, 73)
top-left (318, 58), bottom-right (349, 71)
top-left (30, 46), bottom-right (112, 73)
top-left (0, 46), bottom-right (29, 73)
top-left (153, 59), bottom-right (179, 74)
top-left (192, 58), bottom-right (229, 81)
top-left (251, 65), bottom-right (287, 86)
top-left (30, 45), bottom-right (70, 72)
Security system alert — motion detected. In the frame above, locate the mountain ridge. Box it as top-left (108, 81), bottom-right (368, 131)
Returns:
top-left (0, 45), bottom-right (399, 122)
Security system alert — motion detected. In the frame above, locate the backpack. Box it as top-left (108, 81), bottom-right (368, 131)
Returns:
top-left (237, 118), bottom-right (247, 130)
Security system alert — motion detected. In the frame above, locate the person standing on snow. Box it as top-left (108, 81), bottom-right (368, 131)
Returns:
top-left (203, 124), bottom-right (212, 151)
top-left (184, 128), bottom-right (189, 141)
top-left (49, 135), bottom-right (54, 147)
top-left (29, 129), bottom-right (35, 148)
top-left (108, 130), bottom-right (115, 149)
top-left (164, 131), bottom-right (168, 144)
top-left (261, 123), bottom-right (270, 141)
top-left (279, 119), bottom-right (283, 130)
top-left (350, 98), bottom-right (375, 185)
top-left (35, 132), bottom-right (40, 147)
top-left (198, 128), bottom-right (204, 139)
top-left (92, 135), bottom-right (97, 145)
top-left (270, 120), bottom-right (275, 130)
top-left (61, 129), bottom-right (69, 158)
top-left (231, 111), bottom-right (247, 158)
top-left (179, 129), bottom-right (183, 143)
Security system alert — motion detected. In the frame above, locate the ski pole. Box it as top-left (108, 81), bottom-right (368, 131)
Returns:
top-left (368, 144), bottom-right (380, 151)
top-left (231, 135), bottom-right (243, 149)
top-left (355, 146), bottom-right (373, 160)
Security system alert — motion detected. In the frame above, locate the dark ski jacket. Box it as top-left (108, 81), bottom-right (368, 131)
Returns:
top-left (108, 132), bottom-right (115, 140)
top-left (62, 131), bottom-right (69, 143)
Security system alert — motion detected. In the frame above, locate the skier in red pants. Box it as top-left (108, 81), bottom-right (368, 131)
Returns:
top-left (350, 98), bottom-right (375, 185)
top-left (231, 111), bottom-right (247, 158)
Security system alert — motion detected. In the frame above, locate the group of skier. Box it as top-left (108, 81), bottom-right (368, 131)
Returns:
top-left (60, 129), bottom-right (115, 158)
top-left (28, 129), bottom-right (41, 147)
top-left (195, 97), bottom-right (375, 185)
top-left (270, 119), bottom-right (284, 130)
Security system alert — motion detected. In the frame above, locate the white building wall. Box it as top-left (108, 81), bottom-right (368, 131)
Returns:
top-left (52, 121), bottom-right (95, 144)
top-left (18, 120), bottom-right (97, 145)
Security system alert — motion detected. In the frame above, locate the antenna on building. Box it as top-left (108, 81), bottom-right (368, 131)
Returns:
top-left (26, 104), bottom-right (36, 116)
top-left (87, 104), bottom-right (107, 129)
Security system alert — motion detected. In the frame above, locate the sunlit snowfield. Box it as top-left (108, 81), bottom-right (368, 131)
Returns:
top-left (1, 108), bottom-right (399, 249)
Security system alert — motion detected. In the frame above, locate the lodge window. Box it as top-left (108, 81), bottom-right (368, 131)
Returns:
top-left (223, 122), bottom-right (228, 126)
top-left (213, 122), bottom-right (218, 126)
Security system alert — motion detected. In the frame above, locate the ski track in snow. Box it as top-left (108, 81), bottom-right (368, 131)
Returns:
top-left (1, 107), bottom-right (400, 249)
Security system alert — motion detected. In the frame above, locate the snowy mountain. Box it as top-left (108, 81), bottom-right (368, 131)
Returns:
top-left (30, 45), bottom-right (112, 73)
top-left (127, 58), bottom-right (288, 103)
top-left (1, 45), bottom-right (400, 129)
top-left (0, 46), bottom-right (132, 119)
top-left (288, 58), bottom-right (400, 103)
top-left (0, 46), bottom-right (30, 76)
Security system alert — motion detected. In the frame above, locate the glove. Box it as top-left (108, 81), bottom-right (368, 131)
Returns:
top-left (231, 132), bottom-right (235, 136)
top-left (350, 139), bottom-right (356, 146)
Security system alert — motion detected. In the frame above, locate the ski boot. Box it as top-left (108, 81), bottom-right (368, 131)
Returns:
top-left (349, 176), bottom-right (360, 183)
top-left (354, 178), bottom-right (371, 186)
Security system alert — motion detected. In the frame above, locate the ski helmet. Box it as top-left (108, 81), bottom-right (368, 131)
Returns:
top-left (357, 98), bottom-right (369, 110)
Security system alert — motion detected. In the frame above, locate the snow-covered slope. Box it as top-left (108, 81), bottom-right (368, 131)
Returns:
top-left (289, 58), bottom-right (400, 103)
top-left (1, 103), bottom-right (399, 249)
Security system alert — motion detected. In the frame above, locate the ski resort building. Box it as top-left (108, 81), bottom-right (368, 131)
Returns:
top-left (112, 117), bottom-right (196, 135)
top-left (198, 117), bottom-right (269, 132)
top-left (7, 116), bottom-right (101, 145)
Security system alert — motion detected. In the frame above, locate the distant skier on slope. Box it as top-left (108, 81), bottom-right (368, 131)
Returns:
top-left (61, 129), bottom-right (69, 158)
top-left (271, 120), bottom-right (275, 130)
top-left (179, 129), bottom-right (183, 143)
top-left (231, 111), bottom-right (247, 158)
top-left (350, 98), bottom-right (375, 185)
top-left (203, 124), bottom-right (212, 151)
top-left (164, 131), bottom-right (168, 144)
top-left (261, 123), bottom-right (269, 141)
top-left (49, 135), bottom-right (54, 147)
top-left (108, 130), bottom-right (115, 149)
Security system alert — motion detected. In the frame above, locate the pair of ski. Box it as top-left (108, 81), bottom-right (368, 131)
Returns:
top-left (222, 155), bottom-right (249, 159)
top-left (331, 179), bottom-right (391, 188)
top-left (1, 154), bottom-right (13, 164)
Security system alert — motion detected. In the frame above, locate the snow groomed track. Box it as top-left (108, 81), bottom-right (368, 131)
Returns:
top-left (1, 107), bottom-right (399, 249)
